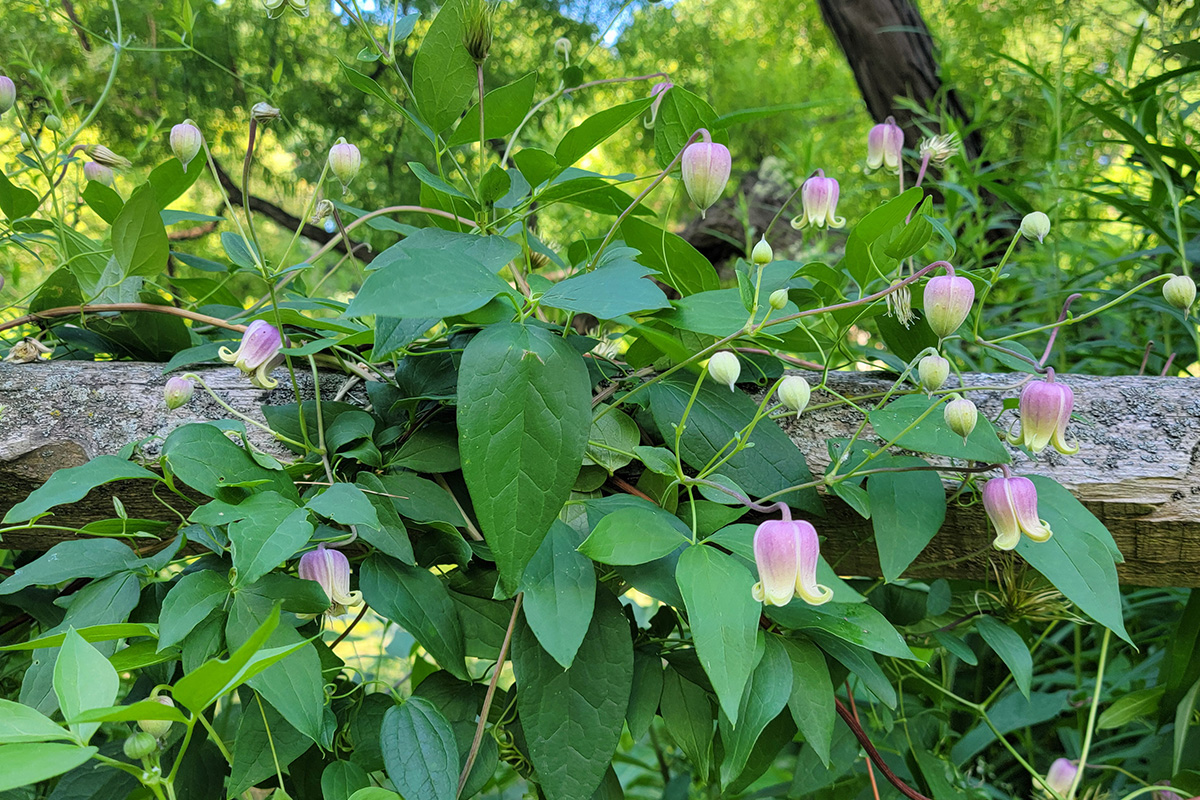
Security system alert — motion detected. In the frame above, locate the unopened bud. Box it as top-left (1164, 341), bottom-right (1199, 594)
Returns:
top-left (83, 161), bottom-right (114, 185)
top-left (1044, 759), bottom-right (1077, 798)
top-left (123, 732), bottom-right (158, 760)
top-left (19, 131), bottom-right (32, 149)
top-left (554, 38), bottom-right (571, 60)
top-left (137, 696), bottom-right (177, 739)
top-left (463, 0), bottom-right (495, 64)
top-left (164, 376), bottom-right (194, 410)
top-left (170, 121), bottom-right (203, 171)
top-left (0, 75), bottom-right (15, 115)
top-left (328, 138), bottom-right (361, 190)
top-left (768, 289), bottom-right (788, 310)
top-left (866, 116), bottom-right (903, 174)
top-left (311, 199), bottom-right (335, 224)
top-left (44, 114), bottom-right (62, 132)
top-left (778, 376), bottom-right (811, 417)
top-left (681, 136), bottom-right (731, 218)
top-left (1020, 211), bottom-right (1051, 243)
top-left (923, 263), bottom-right (974, 339)
top-left (1163, 274), bottom-right (1196, 313)
top-left (251, 102), bottom-right (281, 124)
top-left (944, 395), bottom-right (978, 442)
top-left (752, 237), bottom-right (773, 266)
top-left (917, 354), bottom-right (949, 394)
top-left (707, 351), bottom-right (741, 392)
top-left (84, 144), bottom-right (132, 169)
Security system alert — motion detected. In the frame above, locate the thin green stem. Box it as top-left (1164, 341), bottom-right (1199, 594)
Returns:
top-left (1068, 627), bottom-right (1111, 800)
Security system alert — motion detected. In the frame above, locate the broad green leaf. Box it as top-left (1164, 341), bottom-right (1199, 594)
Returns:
top-left (382, 697), bottom-right (459, 800)
top-left (172, 604), bottom-right (288, 713)
top-left (583, 405), bottom-right (641, 473)
top-left (322, 761), bottom-right (372, 800)
top-left (2, 456), bottom-right (159, 524)
top-left (392, 423), bottom-right (461, 473)
top-left (53, 629), bottom-right (120, 744)
top-left (0, 699), bottom-right (72, 744)
top-left (163, 423), bottom-right (297, 500)
top-left (0, 169), bottom-right (39, 220)
top-left (1175, 676), bottom-right (1200, 774)
top-left (228, 495), bottom-right (312, 588)
top-left (81, 180), bottom-right (123, 223)
top-left (513, 147), bottom-right (561, 186)
top-left (360, 555), bottom-right (469, 681)
top-left (659, 666), bottom-right (714, 782)
top-left (621, 216), bottom-right (720, 296)
top-left (662, 288), bottom-right (801, 337)
top-left (339, 61), bottom-right (435, 143)
top-left (306, 483), bottom-right (381, 530)
top-left (579, 506), bottom-right (691, 565)
top-left (1160, 591), bottom-right (1200, 725)
top-left (780, 636), bottom-right (835, 767)
top-left (1017, 476), bottom-right (1130, 645)
top-left (349, 789), bottom-right (403, 800)
top-left (112, 183), bottom-right (168, 279)
top-left (520, 520), bottom-right (596, 669)
top-left (626, 648), bottom-right (664, 742)
top-left (356, 474), bottom-right (416, 565)
top-left (409, 161), bottom-right (475, 201)
top-left (0, 743), bottom-right (99, 792)
top-left (147, 153), bottom-right (205, 209)
top-left (0, 623), bottom-right (157, 652)
top-left (458, 323), bottom-right (592, 592)
top-left (1098, 686), bottom-right (1163, 730)
top-left (807, 632), bottom-right (896, 708)
top-left (866, 456), bottom-right (946, 581)
top-left (975, 616), bottom-right (1033, 700)
top-left (447, 72), bottom-right (539, 146)
top-left (654, 87), bottom-right (719, 169)
top-left (540, 261), bottom-right (670, 319)
top-left (675, 544), bottom-right (762, 726)
top-left (513, 588), bottom-right (633, 800)
top-left (537, 176), bottom-right (653, 217)
top-left (377, 472), bottom-right (465, 527)
top-left (158, 571), bottom-right (231, 650)
top-left (766, 601), bottom-right (915, 660)
top-left (411, 0), bottom-right (476, 132)
top-left (719, 635), bottom-right (791, 787)
top-left (647, 378), bottom-right (821, 514)
top-left (843, 187), bottom-right (924, 289)
top-left (555, 97), bottom-right (656, 167)
top-left (228, 693), bottom-right (314, 796)
top-left (0, 538), bottom-right (141, 594)
top-left (67, 699), bottom-right (187, 725)
top-left (869, 394), bottom-right (1010, 464)
top-left (346, 245), bottom-right (513, 320)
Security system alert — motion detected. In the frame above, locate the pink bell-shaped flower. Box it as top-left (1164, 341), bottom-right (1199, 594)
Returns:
top-left (218, 319), bottom-right (284, 389)
top-left (866, 116), bottom-right (903, 174)
top-left (83, 161), bottom-right (114, 185)
top-left (922, 262), bottom-right (974, 339)
top-left (680, 131), bottom-right (730, 217)
top-left (751, 506), bottom-right (833, 606)
top-left (791, 170), bottom-right (845, 230)
top-left (298, 543), bottom-right (363, 617)
top-left (1044, 758), bottom-right (1077, 798)
top-left (1008, 371), bottom-right (1078, 455)
top-left (982, 469), bottom-right (1053, 550)
top-left (0, 75), bottom-right (15, 115)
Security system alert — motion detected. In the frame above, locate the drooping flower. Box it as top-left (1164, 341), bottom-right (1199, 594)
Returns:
top-left (1152, 782), bottom-right (1186, 800)
top-left (917, 354), bottom-right (949, 394)
top-left (982, 470), bottom-right (1053, 550)
top-left (83, 161), bottom-right (114, 185)
top-left (164, 376), bottom-right (194, 410)
top-left (328, 138), bottom-right (362, 190)
top-left (751, 506), bottom-right (833, 606)
top-left (4, 338), bottom-right (52, 363)
top-left (1008, 372), bottom-right (1078, 455)
top-left (645, 81), bottom-right (673, 128)
top-left (298, 543), bottom-right (363, 617)
top-left (251, 102), bottom-right (281, 124)
top-left (1044, 758), bottom-right (1077, 798)
top-left (170, 121), bottom-right (203, 171)
top-left (680, 133), bottom-right (731, 217)
top-left (866, 116), bottom-right (904, 174)
top-left (923, 262), bottom-right (974, 339)
top-left (1020, 211), bottom-right (1051, 243)
top-left (790, 170), bottom-right (845, 230)
top-left (707, 350), bottom-right (741, 391)
top-left (1163, 274), bottom-right (1196, 313)
top-left (218, 320), bottom-right (284, 389)
top-left (778, 376), bottom-right (811, 417)
top-left (944, 395), bottom-right (978, 442)
top-left (0, 75), bottom-right (15, 115)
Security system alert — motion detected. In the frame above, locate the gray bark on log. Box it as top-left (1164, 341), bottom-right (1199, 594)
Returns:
top-left (2, 362), bottom-right (1197, 586)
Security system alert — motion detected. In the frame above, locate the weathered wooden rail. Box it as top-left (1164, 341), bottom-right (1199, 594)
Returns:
top-left (2, 362), bottom-right (1197, 586)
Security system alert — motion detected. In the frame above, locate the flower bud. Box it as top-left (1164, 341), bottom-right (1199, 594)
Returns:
top-left (298, 543), bottom-right (363, 617)
top-left (752, 237), bottom-right (773, 266)
top-left (1163, 274), bottom-right (1196, 313)
top-left (554, 38), bottom-right (571, 60)
top-left (680, 137), bottom-right (731, 218)
top-left (463, 0), bottom-right (495, 64)
top-left (137, 696), bottom-right (176, 739)
top-left (123, 732), bottom-right (159, 760)
top-left (0, 75), bottom-right (15, 115)
top-left (328, 138), bottom-right (361, 190)
top-left (83, 161), bottom-right (114, 185)
top-left (919, 132), bottom-right (959, 166)
top-left (983, 473), bottom-right (1052, 550)
top-left (707, 350), bottom-right (741, 392)
top-left (791, 170), bottom-right (845, 230)
top-left (4, 338), bottom-right (52, 363)
top-left (917, 354), bottom-right (949, 394)
top-left (1008, 373), bottom-right (1078, 455)
top-left (752, 506), bottom-right (832, 607)
top-left (778, 376), bottom-right (811, 417)
top-left (251, 102), bottom-right (281, 124)
top-left (170, 121), bottom-right (203, 171)
top-left (768, 289), bottom-right (789, 310)
top-left (85, 144), bottom-right (132, 169)
top-left (311, 198), bottom-right (335, 224)
top-left (164, 376), bottom-right (194, 410)
top-left (943, 395), bottom-right (978, 442)
top-left (923, 263), bottom-right (974, 339)
top-left (218, 320), bottom-right (284, 389)
top-left (19, 131), bottom-right (32, 149)
top-left (645, 81), bottom-right (673, 128)
top-left (866, 116), bottom-right (903, 174)
top-left (1152, 782), bottom-right (1184, 800)
top-left (1020, 211), bottom-right (1051, 243)
top-left (44, 114), bottom-right (62, 132)
top-left (1044, 759), bottom-right (1077, 798)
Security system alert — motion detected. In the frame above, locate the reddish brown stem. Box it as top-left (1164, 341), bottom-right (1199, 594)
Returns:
top-left (0, 303), bottom-right (246, 335)
top-left (330, 603), bottom-right (370, 648)
top-left (834, 698), bottom-right (933, 800)
top-left (458, 593), bottom-right (523, 796)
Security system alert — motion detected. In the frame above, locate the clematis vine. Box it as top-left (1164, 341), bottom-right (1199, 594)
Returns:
top-left (299, 543), bottom-right (364, 618)
top-left (751, 505), bottom-right (833, 607)
top-left (218, 319), bottom-right (285, 389)
top-left (982, 467), bottom-right (1053, 550)
top-left (790, 170), bottom-right (845, 230)
top-left (1008, 370), bottom-right (1078, 455)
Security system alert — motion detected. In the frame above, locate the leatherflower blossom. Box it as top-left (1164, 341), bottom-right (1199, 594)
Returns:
top-left (680, 132), bottom-right (731, 217)
top-left (982, 469), bottom-right (1053, 550)
top-left (170, 121), bottom-right (203, 171)
top-left (752, 505), bottom-right (833, 606)
top-left (1044, 758), bottom-right (1077, 798)
top-left (791, 170), bottom-right (845, 230)
top-left (0, 75), bottom-right (15, 115)
top-left (218, 320), bottom-right (285, 389)
top-left (298, 543), bottom-right (363, 617)
top-left (707, 350), bottom-right (741, 391)
top-left (1008, 371), bottom-right (1078, 455)
top-left (83, 161), bottom-right (113, 185)
top-left (923, 262), bottom-right (974, 339)
top-left (645, 81), bottom-right (673, 128)
top-left (866, 116), bottom-right (903, 174)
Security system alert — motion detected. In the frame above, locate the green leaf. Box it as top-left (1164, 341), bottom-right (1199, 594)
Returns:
top-left (1175, 677), bottom-right (1200, 774)
top-left (147, 153), bottom-right (205, 209)
top-left (112, 183), bottom-right (169, 279)
top-left (409, 162), bottom-right (475, 201)
top-left (447, 72), bottom-right (539, 146)
top-left (356, 474), bottom-right (416, 565)
top-left (780, 636), bottom-right (835, 767)
top-left (659, 666), bottom-right (714, 781)
top-left (520, 520), bottom-right (596, 669)
top-left (0, 623), bottom-right (157, 652)
top-left (869, 395), bottom-right (1010, 464)
top-left (537, 176), bottom-right (653, 217)
top-left (228, 693), bottom-right (314, 796)
top-left (348, 790), bottom-right (402, 800)
top-left (621, 216), bottom-right (720, 296)
top-left (675, 544), bottom-right (762, 726)
top-left (626, 649), bottom-right (664, 742)
top-left (339, 60), bottom-right (435, 143)
top-left (377, 472), bottom-right (465, 527)
top-left (647, 377), bottom-right (821, 514)
top-left (0, 538), bottom-right (141, 593)
top-left (53, 629), bottom-right (120, 744)
top-left (0, 169), bottom-right (39, 219)
top-left (411, 0), bottom-right (477, 132)
top-left (663, 288), bottom-right (800, 338)
top-left (66, 699), bottom-right (187, 725)
top-left (654, 87), bottom-right (719, 169)
top-left (0, 743), bottom-right (99, 792)
top-left (975, 616), bottom-right (1033, 700)
top-left (766, 601), bottom-right (915, 660)
top-left (81, 180), bottom-right (123, 224)
top-left (158, 571), bottom-right (231, 650)
top-left (392, 423), bottom-right (461, 474)
top-left (719, 635), bottom-right (791, 787)
top-left (1098, 686), bottom-right (1163, 730)
top-left (1160, 591), bottom-right (1200, 725)
top-left (306, 483), bottom-right (380, 530)
top-left (583, 406), bottom-right (641, 473)
top-left (513, 588), bottom-right (633, 800)
top-left (807, 632), bottom-right (896, 708)
top-left (513, 147), bottom-right (562, 186)
top-left (540, 261), bottom-right (670, 319)
top-left (322, 761), bottom-right (372, 800)
top-left (458, 323), bottom-right (592, 592)
top-left (381, 697), bottom-right (459, 800)
top-left (866, 456), bottom-right (946, 581)
top-left (579, 506), bottom-right (691, 565)
top-left (478, 163), bottom-right (511, 205)
top-left (0, 699), bottom-right (72, 744)
top-left (843, 187), bottom-right (924, 289)
top-left (229, 495), bottom-right (312, 588)
top-left (163, 423), bottom-right (297, 500)
top-left (360, 555), bottom-right (469, 681)
top-left (555, 97), bottom-right (656, 167)
top-left (2, 455), bottom-right (159, 524)
top-left (346, 245), bottom-right (513, 320)
top-left (1017, 476), bottom-right (1131, 645)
